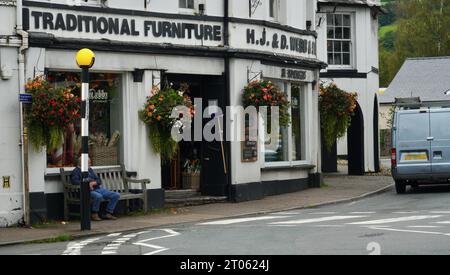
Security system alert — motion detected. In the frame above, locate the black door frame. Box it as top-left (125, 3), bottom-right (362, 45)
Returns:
top-left (162, 73), bottom-right (230, 197)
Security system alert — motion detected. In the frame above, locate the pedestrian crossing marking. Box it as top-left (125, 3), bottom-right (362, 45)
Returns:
top-left (349, 215), bottom-right (442, 225)
top-left (270, 216), bottom-right (367, 225)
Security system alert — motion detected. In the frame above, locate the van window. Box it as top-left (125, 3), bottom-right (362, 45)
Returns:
top-left (398, 113), bottom-right (429, 141)
top-left (430, 112), bottom-right (450, 140)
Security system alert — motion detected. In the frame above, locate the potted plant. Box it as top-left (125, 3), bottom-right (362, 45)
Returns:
top-left (242, 80), bottom-right (291, 129)
top-left (319, 83), bottom-right (358, 152)
top-left (182, 159), bottom-right (201, 190)
top-left (26, 76), bottom-right (81, 151)
top-left (139, 85), bottom-right (193, 162)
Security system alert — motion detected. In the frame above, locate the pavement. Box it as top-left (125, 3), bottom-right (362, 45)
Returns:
top-left (0, 173), bottom-right (394, 247)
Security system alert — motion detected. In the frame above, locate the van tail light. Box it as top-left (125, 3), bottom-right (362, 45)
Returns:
top-left (391, 148), bottom-right (397, 167)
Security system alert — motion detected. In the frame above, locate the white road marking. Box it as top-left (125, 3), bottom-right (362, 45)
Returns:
top-left (408, 226), bottom-right (442, 229)
top-left (133, 229), bottom-right (180, 255)
top-left (351, 212), bottom-right (376, 214)
top-left (272, 211), bottom-right (301, 215)
top-left (393, 211), bottom-right (420, 214)
top-left (308, 212), bottom-right (337, 215)
top-left (369, 226), bottom-right (450, 237)
top-left (436, 221), bottom-right (450, 224)
top-left (199, 216), bottom-right (291, 225)
top-left (101, 231), bottom-right (151, 255)
top-left (270, 216), bottom-right (367, 225)
top-left (62, 238), bottom-right (101, 255)
top-left (313, 225), bottom-right (346, 228)
top-left (349, 215), bottom-right (442, 225)
top-left (430, 211), bottom-right (450, 214)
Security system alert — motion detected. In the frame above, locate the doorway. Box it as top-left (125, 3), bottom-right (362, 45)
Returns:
top-left (161, 74), bottom-right (229, 197)
top-left (347, 103), bottom-right (365, 175)
top-left (373, 96), bottom-right (380, 173)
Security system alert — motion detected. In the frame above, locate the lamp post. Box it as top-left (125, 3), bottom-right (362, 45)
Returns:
top-left (76, 48), bottom-right (95, 231)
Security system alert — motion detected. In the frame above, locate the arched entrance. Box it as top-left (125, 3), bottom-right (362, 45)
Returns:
top-left (347, 103), bottom-right (365, 175)
top-left (373, 96), bottom-right (380, 173)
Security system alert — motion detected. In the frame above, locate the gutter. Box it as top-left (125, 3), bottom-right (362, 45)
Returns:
top-left (16, 0), bottom-right (31, 227)
top-left (224, 0), bottom-right (232, 201)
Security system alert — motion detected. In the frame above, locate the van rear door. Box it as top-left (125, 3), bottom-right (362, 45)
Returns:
top-left (430, 109), bottom-right (450, 175)
top-left (396, 110), bottom-right (432, 175)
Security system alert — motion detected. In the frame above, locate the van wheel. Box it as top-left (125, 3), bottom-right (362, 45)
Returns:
top-left (395, 180), bottom-right (407, 194)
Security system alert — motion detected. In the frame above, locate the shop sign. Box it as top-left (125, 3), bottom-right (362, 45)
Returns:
top-left (23, 6), bottom-right (223, 47)
top-left (89, 89), bottom-right (108, 103)
top-left (231, 23), bottom-right (317, 59)
top-left (281, 69), bottom-right (307, 81)
top-left (19, 94), bottom-right (33, 104)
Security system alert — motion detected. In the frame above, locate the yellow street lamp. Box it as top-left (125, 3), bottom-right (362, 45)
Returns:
top-left (76, 48), bottom-right (95, 68)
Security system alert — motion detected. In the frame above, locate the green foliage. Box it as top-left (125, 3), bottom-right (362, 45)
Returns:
top-left (139, 86), bottom-right (193, 162)
top-left (319, 83), bottom-right (358, 152)
top-left (242, 80), bottom-right (291, 128)
top-left (379, 0), bottom-right (450, 87)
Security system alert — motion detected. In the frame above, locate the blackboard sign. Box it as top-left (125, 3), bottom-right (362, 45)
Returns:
top-left (242, 116), bottom-right (258, 162)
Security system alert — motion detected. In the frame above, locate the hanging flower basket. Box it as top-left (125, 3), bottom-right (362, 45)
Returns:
top-left (139, 86), bottom-right (193, 162)
top-left (26, 76), bottom-right (81, 151)
top-left (319, 83), bottom-right (358, 153)
top-left (242, 80), bottom-right (291, 128)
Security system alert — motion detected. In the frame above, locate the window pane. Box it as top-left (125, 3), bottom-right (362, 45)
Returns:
top-left (334, 53), bottom-right (341, 65)
top-left (187, 0), bottom-right (194, 9)
top-left (327, 41), bottom-right (333, 52)
top-left (343, 53), bottom-right (350, 65)
top-left (343, 27), bottom-right (351, 39)
top-left (333, 41), bottom-right (341, 52)
top-left (335, 27), bottom-right (342, 39)
top-left (291, 85), bottom-right (305, 161)
top-left (334, 14), bottom-right (342, 26)
top-left (343, 15), bottom-right (351, 26)
top-left (265, 128), bottom-right (289, 162)
top-left (342, 41), bottom-right (350, 52)
top-left (328, 53), bottom-right (334, 65)
top-left (327, 27), bottom-right (334, 39)
top-left (179, 0), bottom-right (185, 8)
top-left (46, 72), bottom-right (122, 168)
top-left (327, 14), bottom-right (333, 26)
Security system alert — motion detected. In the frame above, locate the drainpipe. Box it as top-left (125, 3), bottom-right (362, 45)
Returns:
top-left (16, 0), bottom-right (30, 227)
top-left (223, 0), bottom-right (232, 201)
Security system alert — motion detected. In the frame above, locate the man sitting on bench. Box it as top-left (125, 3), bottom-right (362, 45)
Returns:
top-left (71, 158), bottom-right (120, 221)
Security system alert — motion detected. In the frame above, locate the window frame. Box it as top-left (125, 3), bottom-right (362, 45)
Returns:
top-left (326, 13), bottom-right (355, 69)
top-left (179, 0), bottom-right (196, 14)
top-left (262, 81), bottom-right (311, 168)
top-left (268, 0), bottom-right (279, 22)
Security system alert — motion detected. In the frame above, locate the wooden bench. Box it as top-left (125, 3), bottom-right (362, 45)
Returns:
top-left (60, 165), bottom-right (150, 221)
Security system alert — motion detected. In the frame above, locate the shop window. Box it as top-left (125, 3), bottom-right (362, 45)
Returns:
top-left (291, 84), bottom-right (306, 161)
top-left (46, 72), bottom-right (122, 168)
top-left (179, 0), bottom-right (195, 9)
top-left (264, 82), bottom-right (307, 165)
top-left (327, 14), bottom-right (353, 67)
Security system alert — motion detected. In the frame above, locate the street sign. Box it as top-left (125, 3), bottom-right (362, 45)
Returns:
top-left (19, 94), bottom-right (32, 104)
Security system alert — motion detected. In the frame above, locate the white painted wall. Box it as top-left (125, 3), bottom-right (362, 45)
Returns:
top-left (0, 46), bottom-right (23, 227)
top-left (316, 4), bottom-right (380, 172)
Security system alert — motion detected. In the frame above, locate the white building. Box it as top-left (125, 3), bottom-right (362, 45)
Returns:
top-left (0, 0), bottom-right (379, 227)
top-left (316, 0), bottom-right (381, 174)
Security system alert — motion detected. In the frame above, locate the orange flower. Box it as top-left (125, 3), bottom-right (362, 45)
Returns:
top-left (149, 104), bottom-right (155, 109)
top-left (157, 116), bottom-right (162, 121)
top-left (148, 112), bottom-right (153, 117)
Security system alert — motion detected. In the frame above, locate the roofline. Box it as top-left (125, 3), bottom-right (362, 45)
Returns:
top-left (317, 1), bottom-right (382, 9)
top-left (405, 56), bottom-right (450, 61)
